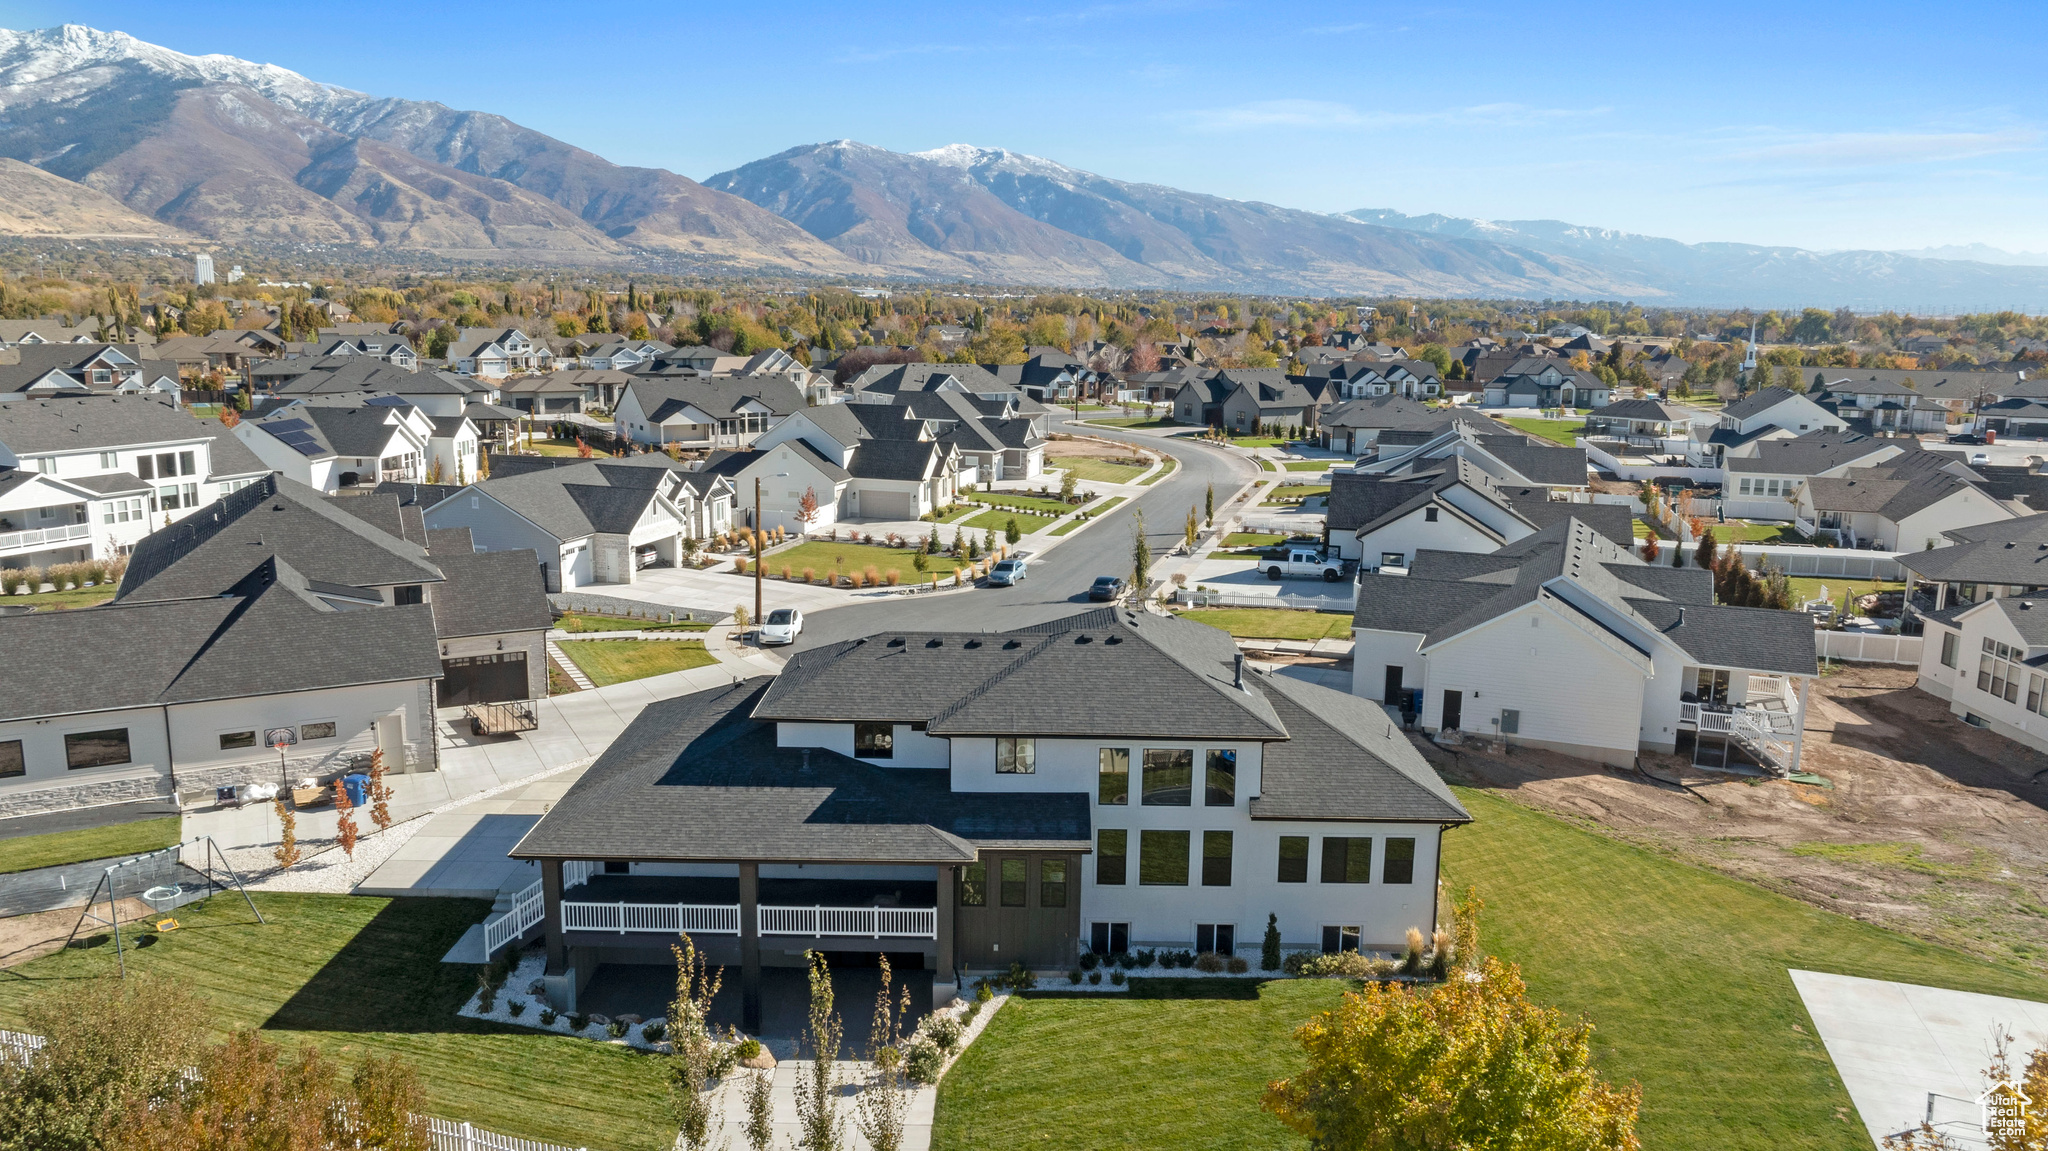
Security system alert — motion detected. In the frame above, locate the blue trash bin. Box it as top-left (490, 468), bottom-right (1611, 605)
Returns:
top-left (343, 773), bottom-right (370, 807)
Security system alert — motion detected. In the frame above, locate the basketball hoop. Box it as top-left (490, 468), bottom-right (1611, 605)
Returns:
top-left (267, 728), bottom-right (297, 788)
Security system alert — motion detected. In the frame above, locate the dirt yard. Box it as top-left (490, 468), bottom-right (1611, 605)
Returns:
top-left (1419, 664), bottom-right (2048, 972)
top-left (1045, 436), bottom-right (1150, 465)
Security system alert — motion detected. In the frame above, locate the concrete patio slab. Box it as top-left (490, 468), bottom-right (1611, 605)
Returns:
top-left (1791, 969), bottom-right (2048, 1149)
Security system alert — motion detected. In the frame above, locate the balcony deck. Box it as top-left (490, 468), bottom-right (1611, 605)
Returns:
top-left (559, 874), bottom-right (940, 942)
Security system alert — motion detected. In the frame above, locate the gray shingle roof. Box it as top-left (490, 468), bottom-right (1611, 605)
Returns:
top-left (1721, 386), bottom-right (1805, 422)
top-left (1899, 513), bottom-right (2048, 583)
top-left (509, 679), bottom-right (1088, 863)
top-left (459, 461), bottom-right (676, 540)
top-left (0, 557), bottom-right (443, 722)
top-left (1625, 600), bottom-right (1821, 676)
top-left (0, 395), bottom-right (215, 456)
top-left (1471, 435), bottom-right (1589, 486)
top-left (756, 609), bottom-right (1288, 740)
top-left (1724, 429), bottom-right (1910, 475)
top-left (628, 376), bottom-right (807, 424)
top-left (430, 548), bottom-right (553, 639)
top-left (1250, 672), bottom-right (1469, 823)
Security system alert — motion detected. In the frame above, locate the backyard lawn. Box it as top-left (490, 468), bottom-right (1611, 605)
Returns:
top-left (1707, 520), bottom-right (1805, 545)
top-left (0, 894), bottom-right (675, 1151)
top-left (1499, 417), bottom-right (1587, 446)
top-left (552, 612), bottom-right (709, 633)
top-left (526, 437), bottom-right (594, 458)
top-left (1051, 456), bottom-right (1148, 484)
top-left (1785, 576), bottom-right (1904, 608)
top-left (934, 979), bottom-right (1345, 1151)
top-left (554, 639), bottom-right (716, 685)
top-left (1175, 608), bottom-right (1353, 641)
top-left (0, 584), bottom-right (120, 610)
top-left (932, 787), bottom-right (2048, 1151)
top-left (0, 815), bottom-right (181, 874)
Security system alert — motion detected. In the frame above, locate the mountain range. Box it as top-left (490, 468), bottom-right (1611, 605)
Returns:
top-left (4, 24), bottom-right (2048, 309)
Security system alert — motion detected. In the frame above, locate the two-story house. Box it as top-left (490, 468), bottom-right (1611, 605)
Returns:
top-left (1325, 458), bottom-right (1634, 569)
top-left (0, 396), bottom-right (269, 569)
top-left (706, 402), bottom-right (962, 530)
top-left (1690, 386), bottom-right (1847, 468)
top-left (1812, 377), bottom-right (1948, 434)
top-left (1481, 359), bottom-right (1612, 409)
top-left (236, 396), bottom-right (441, 492)
top-left (448, 328), bottom-right (552, 379)
top-left (1721, 429), bottom-right (1915, 523)
top-left (613, 376), bottom-right (808, 451)
top-left (507, 608), bottom-right (1471, 1022)
top-left (1351, 518), bottom-right (1818, 772)
top-left (0, 344), bottom-right (178, 401)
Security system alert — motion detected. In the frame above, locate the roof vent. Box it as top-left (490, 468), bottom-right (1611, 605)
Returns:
top-left (2024, 601), bottom-right (2035, 610)
top-left (964, 638), bottom-right (981, 648)
top-left (1075, 635), bottom-right (1092, 644)
top-left (1234, 653), bottom-right (1246, 690)
top-left (926, 637), bottom-right (943, 648)
top-left (1003, 639), bottom-right (1021, 649)
top-left (1104, 634), bottom-right (1121, 644)
top-left (887, 637), bottom-right (905, 647)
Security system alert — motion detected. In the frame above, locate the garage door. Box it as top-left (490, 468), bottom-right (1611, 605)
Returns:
top-left (861, 490), bottom-right (915, 519)
top-left (440, 651), bottom-right (529, 706)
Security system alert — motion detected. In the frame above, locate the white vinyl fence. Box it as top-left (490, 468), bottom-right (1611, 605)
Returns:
top-left (1817, 631), bottom-right (1924, 665)
top-left (1176, 590), bottom-right (1355, 612)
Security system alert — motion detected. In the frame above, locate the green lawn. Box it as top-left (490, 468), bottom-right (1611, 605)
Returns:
top-left (934, 788), bottom-right (2048, 1151)
top-left (1049, 496), bottom-right (1126, 536)
top-left (934, 979), bottom-right (1345, 1151)
top-left (1223, 532), bottom-right (1287, 548)
top-left (1785, 577), bottom-right (1904, 608)
top-left (0, 815), bottom-right (182, 874)
top-left (965, 509), bottom-right (1057, 535)
top-left (1446, 788), bottom-right (2048, 1151)
top-left (0, 894), bottom-right (674, 1151)
top-left (1633, 517), bottom-right (1672, 540)
top-left (1175, 608), bottom-right (1353, 641)
top-left (1705, 521), bottom-right (1804, 545)
top-left (1282, 460), bottom-right (1332, 472)
top-left (554, 639), bottom-right (716, 686)
top-left (1256, 457), bottom-right (1277, 471)
top-left (973, 492), bottom-right (1073, 515)
top-left (1080, 416), bottom-right (1181, 429)
top-left (552, 612), bottom-right (709, 633)
top-left (1138, 458), bottom-right (1179, 486)
top-left (1051, 456), bottom-right (1148, 484)
top-left (1260, 484), bottom-right (1328, 506)
top-left (1499, 417), bottom-right (1587, 446)
top-left (1224, 436), bottom-right (1285, 449)
top-left (768, 541), bottom-right (936, 579)
top-left (525, 437), bottom-right (594, 458)
top-left (1, 584), bottom-right (120, 611)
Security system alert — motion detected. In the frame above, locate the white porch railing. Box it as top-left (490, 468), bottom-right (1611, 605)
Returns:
top-left (482, 880), bottom-right (544, 956)
top-left (425, 1117), bottom-right (585, 1151)
top-left (759, 905), bottom-right (938, 939)
top-left (562, 860), bottom-right (599, 890)
top-left (561, 901), bottom-right (741, 935)
top-left (1793, 514), bottom-right (1817, 539)
top-left (0, 521), bottom-right (90, 553)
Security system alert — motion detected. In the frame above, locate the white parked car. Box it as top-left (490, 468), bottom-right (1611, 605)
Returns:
top-left (1971, 452), bottom-right (1991, 467)
top-left (1263, 545), bottom-right (1346, 583)
top-left (758, 607), bottom-right (804, 646)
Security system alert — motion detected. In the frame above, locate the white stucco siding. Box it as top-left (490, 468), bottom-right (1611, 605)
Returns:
top-left (1423, 603), bottom-right (1647, 763)
top-left (1357, 509), bottom-right (1501, 571)
top-left (0, 704), bottom-right (170, 805)
top-left (168, 682), bottom-right (426, 778)
top-left (776, 722), bottom-right (950, 770)
top-left (424, 491), bottom-right (563, 583)
top-left (1892, 494), bottom-right (2009, 555)
top-left (948, 736), bottom-right (1263, 800)
top-left (1080, 819), bottom-right (1447, 953)
top-left (1351, 629), bottom-right (1425, 704)
top-left (1921, 605), bottom-right (2048, 753)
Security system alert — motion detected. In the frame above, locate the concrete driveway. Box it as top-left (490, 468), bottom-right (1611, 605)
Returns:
top-left (1792, 969), bottom-right (2048, 1148)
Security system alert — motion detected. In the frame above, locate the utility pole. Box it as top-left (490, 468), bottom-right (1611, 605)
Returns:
top-left (753, 475), bottom-right (764, 635)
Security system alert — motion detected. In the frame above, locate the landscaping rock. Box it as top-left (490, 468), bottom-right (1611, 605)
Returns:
top-left (588, 1013), bottom-right (610, 1027)
top-left (526, 980), bottom-right (545, 996)
top-left (616, 1013), bottom-right (643, 1026)
top-left (741, 1048), bottom-right (777, 1070)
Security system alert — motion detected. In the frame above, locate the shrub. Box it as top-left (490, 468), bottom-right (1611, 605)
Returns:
top-left (885, 571), bottom-right (900, 586)
top-left (976, 982), bottom-right (993, 1004)
top-left (803, 567), bottom-right (816, 583)
top-left (1068, 969), bottom-right (1083, 984)
top-left (925, 1013), bottom-right (963, 1052)
top-left (735, 1037), bottom-right (762, 1061)
top-left (1133, 948), bottom-right (1156, 968)
top-left (780, 566), bottom-right (792, 581)
top-left (903, 1037), bottom-right (946, 1085)
top-left (1262, 913), bottom-right (1282, 971)
top-left (734, 556), bottom-right (749, 575)
top-left (539, 1007), bottom-right (558, 1025)
top-left (1300, 952), bottom-right (1391, 979)
top-left (607, 1019), bottom-right (628, 1038)
top-left (850, 570), bottom-right (867, 588)
top-left (0, 569), bottom-right (19, 595)
top-left (1088, 971), bottom-right (1102, 985)
top-left (1078, 951), bottom-right (1100, 971)
top-left (507, 998), bottom-right (526, 1017)
top-left (475, 973), bottom-right (497, 1014)
top-left (1194, 952), bottom-right (1227, 973)
top-left (1110, 970), bottom-right (1126, 986)
top-left (1228, 955), bottom-right (1250, 974)
top-left (863, 565), bottom-right (881, 586)
top-left (1283, 951), bottom-right (1313, 976)
top-left (641, 1022), bottom-right (664, 1042)
top-left (1112, 951), bottom-right (1134, 970)
top-left (1404, 927), bottom-right (1426, 975)
top-left (567, 1013), bottom-right (587, 1031)
top-left (1430, 930), bottom-right (1452, 980)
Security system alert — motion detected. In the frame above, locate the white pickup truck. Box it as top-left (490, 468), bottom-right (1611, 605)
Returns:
top-left (1263, 545), bottom-right (1346, 582)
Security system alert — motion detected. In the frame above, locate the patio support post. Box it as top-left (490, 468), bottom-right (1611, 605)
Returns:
top-left (739, 861), bottom-right (761, 1035)
top-left (542, 858), bottom-right (566, 973)
top-left (935, 864), bottom-right (957, 1008)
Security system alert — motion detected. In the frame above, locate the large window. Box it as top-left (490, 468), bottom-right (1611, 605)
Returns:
top-left (1098, 748), bottom-right (1129, 805)
top-left (1202, 830), bottom-right (1233, 886)
top-left (1000, 859), bottom-right (1027, 906)
top-left (1277, 836), bottom-right (1309, 883)
top-left (1322, 925), bottom-right (1363, 954)
top-left (1979, 638), bottom-right (2023, 704)
top-left (1383, 837), bottom-right (1416, 884)
top-left (1040, 860), bottom-right (1067, 908)
top-left (1139, 830), bottom-right (1190, 886)
top-left (1204, 749), bottom-right (1236, 806)
top-left (65, 729), bottom-right (131, 770)
top-left (1141, 748), bottom-right (1193, 806)
top-left (1195, 923), bottom-right (1236, 955)
top-left (1940, 631), bottom-right (1959, 669)
top-left (959, 862), bottom-right (986, 906)
top-left (854, 722), bottom-right (894, 759)
top-left (1320, 837), bottom-right (1372, 884)
top-left (996, 737), bottom-right (1036, 774)
top-left (0, 739), bottom-right (22, 778)
top-left (1097, 830), bottom-right (1127, 886)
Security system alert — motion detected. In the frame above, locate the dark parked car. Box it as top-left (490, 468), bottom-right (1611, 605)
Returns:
top-left (1088, 575), bottom-right (1127, 602)
top-left (1947, 432), bottom-right (1985, 445)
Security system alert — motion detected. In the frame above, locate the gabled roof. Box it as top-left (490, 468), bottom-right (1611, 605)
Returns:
top-left (1, 556), bottom-right (443, 722)
top-left (1721, 386), bottom-right (1809, 421)
top-left (1592, 398), bottom-right (1702, 422)
top-left (626, 375), bottom-right (807, 423)
top-left (1901, 512), bottom-right (2048, 583)
top-left (847, 438), bottom-right (946, 482)
top-left (0, 395), bottom-right (216, 455)
top-left (1470, 434), bottom-right (1589, 486)
top-left (1803, 453), bottom-right (1987, 520)
top-left (459, 460), bottom-right (681, 540)
top-left (757, 608), bottom-right (1288, 740)
top-left (1724, 428), bottom-right (1910, 475)
top-left (247, 401), bottom-right (415, 460)
top-left (845, 362), bottom-right (1024, 399)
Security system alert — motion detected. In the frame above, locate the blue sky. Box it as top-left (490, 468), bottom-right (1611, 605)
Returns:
top-left (6, 0), bottom-right (2047, 253)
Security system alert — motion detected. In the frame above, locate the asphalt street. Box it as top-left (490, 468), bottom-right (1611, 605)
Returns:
top-left (788, 417), bottom-right (1259, 651)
